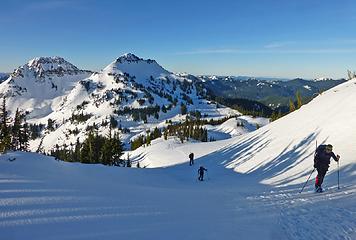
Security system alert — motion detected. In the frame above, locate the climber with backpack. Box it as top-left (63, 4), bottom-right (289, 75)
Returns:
top-left (314, 144), bottom-right (340, 192)
top-left (189, 152), bottom-right (194, 166)
top-left (198, 166), bottom-right (207, 181)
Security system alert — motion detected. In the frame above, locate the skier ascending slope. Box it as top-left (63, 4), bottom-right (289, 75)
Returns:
top-left (198, 166), bottom-right (207, 181)
top-left (314, 144), bottom-right (340, 192)
top-left (189, 152), bottom-right (194, 166)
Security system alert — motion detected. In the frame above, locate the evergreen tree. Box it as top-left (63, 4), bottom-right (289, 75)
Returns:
top-left (92, 132), bottom-right (105, 164)
top-left (270, 111), bottom-right (283, 122)
top-left (47, 118), bottom-right (55, 131)
top-left (111, 132), bottom-right (123, 165)
top-left (73, 138), bottom-right (81, 162)
top-left (141, 113), bottom-right (147, 123)
top-left (11, 108), bottom-right (22, 150)
top-left (101, 138), bottom-right (113, 165)
top-left (126, 154), bottom-right (131, 167)
top-left (152, 127), bottom-right (161, 139)
top-left (0, 97), bottom-right (11, 153)
top-left (19, 120), bottom-right (29, 151)
top-left (146, 133), bottom-right (151, 145)
top-left (100, 125), bottom-right (113, 165)
top-left (110, 116), bottom-right (118, 128)
top-left (163, 130), bottom-right (168, 140)
top-left (36, 136), bottom-right (45, 153)
top-left (289, 99), bottom-right (296, 112)
top-left (180, 103), bottom-right (187, 115)
top-left (161, 105), bottom-right (167, 113)
top-left (296, 91), bottom-right (302, 109)
top-left (80, 131), bottom-right (95, 163)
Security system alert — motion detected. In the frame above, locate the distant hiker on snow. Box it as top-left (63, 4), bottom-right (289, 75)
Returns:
top-left (189, 152), bottom-right (194, 166)
top-left (314, 144), bottom-right (340, 192)
top-left (198, 166), bottom-right (207, 181)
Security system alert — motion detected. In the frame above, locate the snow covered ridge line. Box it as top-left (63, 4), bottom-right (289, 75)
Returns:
top-left (0, 53), bottom-right (243, 153)
top-left (114, 53), bottom-right (158, 65)
top-left (11, 56), bottom-right (93, 79)
top-left (0, 56), bottom-right (93, 117)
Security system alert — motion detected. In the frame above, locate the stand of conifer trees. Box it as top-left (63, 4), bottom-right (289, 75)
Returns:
top-left (0, 97), bottom-right (29, 153)
top-left (50, 126), bottom-right (124, 166)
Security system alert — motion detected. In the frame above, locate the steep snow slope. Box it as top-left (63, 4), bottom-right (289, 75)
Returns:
top-left (0, 57), bottom-right (92, 117)
top-left (218, 78), bottom-right (356, 186)
top-left (132, 79), bottom-right (356, 187)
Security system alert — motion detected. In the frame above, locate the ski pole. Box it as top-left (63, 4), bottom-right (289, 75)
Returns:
top-left (337, 160), bottom-right (340, 189)
top-left (299, 168), bottom-right (315, 193)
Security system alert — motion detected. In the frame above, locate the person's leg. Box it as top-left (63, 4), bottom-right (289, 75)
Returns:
top-left (315, 168), bottom-right (321, 188)
top-left (318, 168), bottom-right (327, 187)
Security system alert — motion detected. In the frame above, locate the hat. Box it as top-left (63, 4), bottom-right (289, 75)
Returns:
top-left (326, 144), bottom-right (333, 151)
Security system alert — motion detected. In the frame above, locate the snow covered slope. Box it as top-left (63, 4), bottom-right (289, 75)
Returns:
top-left (217, 78), bottom-right (356, 186)
top-left (0, 57), bottom-right (92, 118)
top-left (103, 53), bottom-right (171, 84)
top-left (133, 78), bottom-right (356, 187)
top-left (0, 80), bottom-right (355, 240)
top-left (27, 53), bottom-right (239, 151)
top-left (128, 116), bottom-right (270, 168)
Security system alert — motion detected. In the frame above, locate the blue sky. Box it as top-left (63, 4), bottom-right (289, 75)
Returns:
top-left (1, 0), bottom-right (356, 78)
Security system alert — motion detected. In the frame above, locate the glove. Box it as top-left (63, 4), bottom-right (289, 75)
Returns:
top-left (336, 155), bottom-right (340, 162)
top-left (313, 164), bottom-right (317, 168)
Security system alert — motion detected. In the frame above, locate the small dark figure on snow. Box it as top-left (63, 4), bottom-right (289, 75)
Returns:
top-left (198, 166), bottom-right (207, 181)
top-left (314, 144), bottom-right (340, 192)
top-left (189, 152), bottom-right (194, 166)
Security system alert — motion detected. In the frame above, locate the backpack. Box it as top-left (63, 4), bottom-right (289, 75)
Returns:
top-left (314, 145), bottom-right (326, 167)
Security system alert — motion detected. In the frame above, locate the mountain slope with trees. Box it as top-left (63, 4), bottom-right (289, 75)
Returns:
top-left (202, 76), bottom-right (346, 109)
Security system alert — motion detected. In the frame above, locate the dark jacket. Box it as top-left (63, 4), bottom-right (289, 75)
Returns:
top-left (314, 145), bottom-right (338, 169)
top-left (198, 167), bottom-right (207, 175)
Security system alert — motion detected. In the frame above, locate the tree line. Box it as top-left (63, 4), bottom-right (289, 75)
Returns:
top-left (0, 97), bottom-right (29, 153)
top-left (50, 126), bottom-right (124, 166)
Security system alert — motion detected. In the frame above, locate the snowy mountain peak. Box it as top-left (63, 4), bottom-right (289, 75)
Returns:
top-left (11, 56), bottom-right (89, 79)
top-left (114, 53), bottom-right (158, 65)
top-left (115, 53), bottom-right (143, 63)
top-left (0, 57), bottom-right (92, 116)
top-left (27, 56), bottom-right (79, 71)
top-left (104, 53), bottom-right (170, 78)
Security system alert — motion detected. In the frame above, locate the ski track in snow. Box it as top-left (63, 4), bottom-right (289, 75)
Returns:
top-left (0, 163), bottom-right (354, 240)
top-left (1, 79), bottom-right (356, 239)
top-left (244, 185), bottom-right (356, 240)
